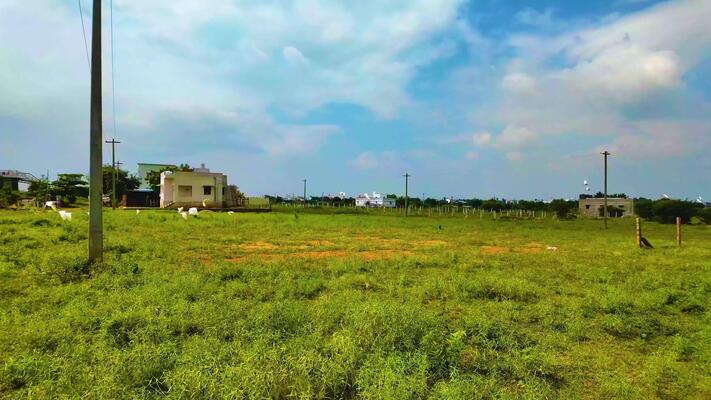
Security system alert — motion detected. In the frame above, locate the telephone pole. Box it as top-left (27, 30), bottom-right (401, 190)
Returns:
top-left (601, 151), bottom-right (611, 229)
top-left (89, 0), bottom-right (103, 263)
top-left (303, 179), bottom-right (307, 206)
top-left (403, 173), bottom-right (410, 216)
top-left (105, 138), bottom-right (121, 209)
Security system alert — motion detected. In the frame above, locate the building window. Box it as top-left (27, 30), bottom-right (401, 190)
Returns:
top-left (203, 186), bottom-right (212, 195)
top-left (585, 205), bottom-right (590, 209)
top-left (178, 185), bottom-right (192, 198)
top-left (222, 187), bottom-right (225, 195)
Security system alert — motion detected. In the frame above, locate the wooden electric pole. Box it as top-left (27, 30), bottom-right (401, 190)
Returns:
top-left (105, 138), bottom-right (121, 209)
top-left (601, 151), bottom-right (611, 229)
top-left (303, 179), bottom-right (307, 206)
top-left (89, 0), bottom-right (103, 263)
top-left (404, 173), bottom-right (410, 217)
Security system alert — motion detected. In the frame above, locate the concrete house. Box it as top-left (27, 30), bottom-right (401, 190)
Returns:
top-left (579, 196), bottom-right (634, 217)
top-left (159, 164), bottom-right (236, 208)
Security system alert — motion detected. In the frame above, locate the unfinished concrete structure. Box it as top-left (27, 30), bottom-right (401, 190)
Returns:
top-left (579, 197), bottom-right (634, 217)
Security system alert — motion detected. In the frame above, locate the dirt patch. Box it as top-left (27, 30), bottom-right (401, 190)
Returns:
top-left (239, 241), bottom-right (280, 251)
top-left (519, 246), bottom-right (544, 254)
top-left (416, 240), bottom-right (449, 247)
top-left (225, 249), bottom-right (414, 263)
top-left (481, 246), bottom-right (509, 255)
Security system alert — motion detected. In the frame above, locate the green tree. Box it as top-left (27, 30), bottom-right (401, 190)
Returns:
top-left (51, 174), bottom-right (88, 204)
top-left (549, 199), bottom-right (576, 219)
top-left (652, 200), bottom-right (697, 224)
top-left (102, 165), bottom-right (141, 201)
top-left (145, 167), bottom-right (177, 192)
top-left (634, 198), bottom-right (655, 219)
top-left (0, 180), bottom-right (21, 208)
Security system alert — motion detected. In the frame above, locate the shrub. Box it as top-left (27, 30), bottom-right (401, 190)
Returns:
top-left (652, 200), bottom-right (697, 224)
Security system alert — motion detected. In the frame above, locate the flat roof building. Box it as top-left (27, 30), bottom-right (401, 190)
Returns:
top-left (159, 165), bottom-right (237, 209)
top-left (579, 197), bottom-right (634, 218)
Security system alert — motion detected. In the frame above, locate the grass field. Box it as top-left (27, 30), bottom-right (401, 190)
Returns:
top-left (1, 208), bottom-right (710, 399)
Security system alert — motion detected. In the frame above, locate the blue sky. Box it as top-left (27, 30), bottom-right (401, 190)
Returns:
top-left (1, 0), bottom-right (709, 200)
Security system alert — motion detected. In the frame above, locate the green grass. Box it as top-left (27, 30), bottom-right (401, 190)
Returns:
top-left (1, 209), bottom-right (709, 399)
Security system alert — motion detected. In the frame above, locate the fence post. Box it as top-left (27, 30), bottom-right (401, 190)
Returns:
top-left (676, 217), bottom-right (682, 247)
top-left (636, 218), bottom-right (642, 248)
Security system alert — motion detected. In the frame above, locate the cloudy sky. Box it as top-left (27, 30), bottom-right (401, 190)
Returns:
top-left (1, 0), bottom-right (709, 199)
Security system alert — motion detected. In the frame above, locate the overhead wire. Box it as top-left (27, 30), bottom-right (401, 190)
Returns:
top-left (111, 0), bottom-right (118, 140)
top-left (77, 0), bottom-right (90, 68)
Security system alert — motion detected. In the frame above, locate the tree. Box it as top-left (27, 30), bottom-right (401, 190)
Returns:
top-left (652, 200), bottom-right (697, 224)
top-left (102, 165), bottom-right (140, 201)
top-left (549, 199), bottom-right (576, 219)
top-left (27, 178), bottom-right (50, 202)
top-left (634, 198), bottom-right (654, 219)
top-left (51, 174), bottom-right (88, 204)
top-left (145, 167), bottom-right (177, 192)
top-left (481, 199), bottom-right (504, 211)
top-left (0, 180), bottom-right (21, 208)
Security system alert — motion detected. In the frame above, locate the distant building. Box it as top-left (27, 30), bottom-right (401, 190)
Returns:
top-left (159, 165), bottom-right (237, 208)
top-left (137, 163), bottom-right (176, 190)
top-left (579, 196), bottom-right (634, 217)
top-left (355, 192), bottom-right (396, 208)
top-left (0, 170), bottom-right (38, 191)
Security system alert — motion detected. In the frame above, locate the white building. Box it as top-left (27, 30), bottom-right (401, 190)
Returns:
top-left (159, 164), bottom-right (237, 208)
top-left (355, 192), bottom-right (396, 208)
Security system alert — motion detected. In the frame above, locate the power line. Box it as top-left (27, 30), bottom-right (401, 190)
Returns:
top-left (77, 0), bottom-right (90, 68)
top-left (110, 0), bottom-right (118, 140)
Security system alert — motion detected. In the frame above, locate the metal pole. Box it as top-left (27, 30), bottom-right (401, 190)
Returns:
top-left (404, 173), bottom-right (410, 216)
top-left (601, 151), bottom-right (610, 229)
top-left (303, 179), bottom-right (307, 206)
top-left (89, 0), bottom-right (103, 263)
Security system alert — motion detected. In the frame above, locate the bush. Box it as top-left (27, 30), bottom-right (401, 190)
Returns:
top-left (696, 208), bottom-right (711, 224)
top-left (652, 200), bottom-right (698, 224)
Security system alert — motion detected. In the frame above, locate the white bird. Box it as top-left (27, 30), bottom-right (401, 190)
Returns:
top-left (44, 201), bottom-right (58, 211)
top-left (585, 187), bottom-right (590, 192)
top-left (136, 210), bottom-right (141, 215)
top-left (180, 211), bottom-right (189, 220)
top-left (188, 207), bottom-right (199, 217)
top-left (546, 246), bottom-right (558, 251)
top-left (227, 211), bottom-right (234, 215)
top-left (202, 199), bottom-right (208, 208)
top-left (583, 180), bottom-right (588, 186)
top-left (177, 207), bottom-right (184, 213)
top-left (58, 210), bottom-right (72, 221)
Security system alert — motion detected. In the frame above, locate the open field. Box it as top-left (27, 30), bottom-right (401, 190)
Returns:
top-left (1, 209), bottom-right (710, 399)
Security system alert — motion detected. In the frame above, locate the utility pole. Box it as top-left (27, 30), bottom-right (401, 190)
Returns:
top-left (303, 179), bottom-right (307, 206)
top-left (105, 138), bottom-right (121, 209)
top-left (88, 0), bottom-right (103, 263)
top-left (404, 173), bottom-right (410, 216)
top-left (601, 151), bottom-right (611, 229)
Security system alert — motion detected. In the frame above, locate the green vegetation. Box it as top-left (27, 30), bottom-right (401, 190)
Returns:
top-left (1, 209), bottom-right (709, 399)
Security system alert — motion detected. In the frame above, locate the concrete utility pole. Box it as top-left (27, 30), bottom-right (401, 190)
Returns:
top-left (89, 0), bottom-right (103, 263)
top-left (105, 138), bottom-right (121, 209)
top-left (601, 150), bottom-right (611, 229)
top-left (403, 173), bottom-right (410, 216)
top-left (303, 179), bottom-right (307, 205)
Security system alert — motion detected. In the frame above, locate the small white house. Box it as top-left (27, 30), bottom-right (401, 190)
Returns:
top-left (355, 192), bottom-right (396, 208)
top-left (160, 164), bottom-right (236, 208)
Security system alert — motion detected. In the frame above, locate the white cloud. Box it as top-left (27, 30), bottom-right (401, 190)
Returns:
top-left (470, 0), bottom-right (711, 163)
top-left (501, 72), bottom-right (537, 93)
top-left (282, 46), bottom-right (309, 65)
top-left (472, 132), bottom-right (492, 146)
top-left (350, 150), bottom-right (400, 170)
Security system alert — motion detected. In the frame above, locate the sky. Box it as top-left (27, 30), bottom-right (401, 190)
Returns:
top-left (1, 0), bottom-right (710, 200)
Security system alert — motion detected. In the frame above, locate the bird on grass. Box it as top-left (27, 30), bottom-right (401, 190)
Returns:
top-left (58, 210), bottom-right (72, 221)
top-left (188, 207), bottom-right (199, 217)
top-left (136, 210), bottom-right (141, 215)
top-left (177, 207), bottom-right (184, 213)
top-left (640, 237), bottom-right (653, 249)
top-left (180, 211), bottom-right (189, 220)
top-left (227, 211), bottom-right (234, 215)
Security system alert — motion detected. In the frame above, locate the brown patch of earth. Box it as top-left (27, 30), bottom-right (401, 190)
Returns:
top-left (238, 241), bottom-right (281, 251)
top-left (225, 249), bottom-right (414, 263)
top-left (480, 246), bottom-right (509, 255)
